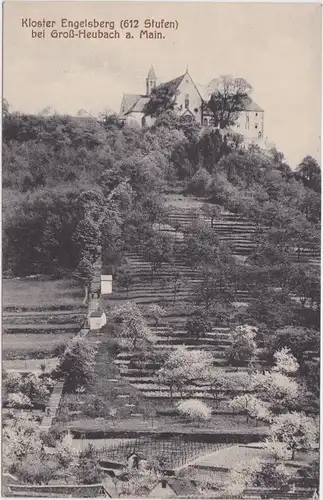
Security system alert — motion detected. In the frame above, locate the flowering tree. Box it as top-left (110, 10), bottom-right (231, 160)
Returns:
top-left (269, 412), bottom-right (318, 460)
top-left (7, 392), bottom-right (32, 409)
top-left (228, 325), bottom-right (258, 365)
top-left (145, 304), bottom-right (166, 327)
top-left (21, 373), bottom-right (52, 406)
top-left (178, 399), bottom-right (212, 424)
top-left (252, 370), bottom-right (298, 411)
top-left (227, 458), bottom-right (290, 496)
top-left (158, 347), bottom-right (214, 398)
top-left (208, 370), bottom-right (249, 408)
top-left (3, 418), bottom-right (43, 470)
top-left (3, 372), bottom-right (22, 393)
top-left (229, 394), bottom-right (271, 424)
top-left (109, 302), bottom-right (155, 351)
top-left (273, 347), bottom-right (299, 375)
top-left (54, 432), bottom-right (77, 482)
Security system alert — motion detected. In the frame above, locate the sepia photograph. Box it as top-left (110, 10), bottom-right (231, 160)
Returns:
top-left (2, 2), bottom-right (321, 498)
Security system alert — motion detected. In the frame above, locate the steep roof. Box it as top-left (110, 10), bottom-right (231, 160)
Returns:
top-left (147, 65), bottom-right (157, 80)
top-left (242, 96), bottom-right (263, 112)
top-left (149, 479), bottom-right (200, 498)
top-left (120, 93), bottom-right (141, 116)
top-left (158, 74), bottom-right (185, 94)
top-left (127, 95), bottom-right (150, 114)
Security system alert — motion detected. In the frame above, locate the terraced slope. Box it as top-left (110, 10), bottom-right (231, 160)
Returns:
top-left (166, 206), bottom-right (320, 264)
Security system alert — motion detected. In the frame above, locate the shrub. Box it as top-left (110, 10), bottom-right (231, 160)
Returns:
top-left (177, 399), bottom-right (212, 423)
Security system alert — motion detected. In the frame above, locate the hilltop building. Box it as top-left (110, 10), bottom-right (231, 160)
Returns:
top-left (119, 66), bottom-right (265, 145)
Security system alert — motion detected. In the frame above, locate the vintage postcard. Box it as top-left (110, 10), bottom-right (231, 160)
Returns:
top-left (2, 2), bottom-right (321, 498)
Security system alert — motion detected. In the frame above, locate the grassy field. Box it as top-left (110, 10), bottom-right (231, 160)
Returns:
top-left (3, 277), bottom-right (84, 311)
top-left (3, 332), bottom-right (74, 360)
top-left (3, 357), bottom-right (59, 373)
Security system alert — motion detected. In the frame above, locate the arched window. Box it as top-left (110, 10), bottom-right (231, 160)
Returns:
top-left (246, 114), bottom-right (249, 129)
top-left (185, 94), bottom-right (189, 109)
top-left (141, 116), bottom-right (146, 127)
top-left (258, 131), bottom-right (262, 138)
top-left (204, 118), bottom-right (208, 126)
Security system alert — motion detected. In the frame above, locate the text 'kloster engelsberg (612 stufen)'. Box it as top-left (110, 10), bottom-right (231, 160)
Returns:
top-left (20, 17), bottom-right (179, 40)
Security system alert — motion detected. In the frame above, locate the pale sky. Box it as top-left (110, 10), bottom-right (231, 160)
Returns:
top-left (3, 2), bottom-right (322, 167)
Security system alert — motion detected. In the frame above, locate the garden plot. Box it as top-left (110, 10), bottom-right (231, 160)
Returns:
top-left (3, 332), bottom-right (74, 360)
top-left (3, 357), bottom-right (59, 373)
top-left (3, 277), bottom-right (84, 311)
top-left (191, 443), bottom-right (271, 469)
top-left (71, 438), bottom-right (136, 453)
top-left (99, 438), bottom-right (236, 470)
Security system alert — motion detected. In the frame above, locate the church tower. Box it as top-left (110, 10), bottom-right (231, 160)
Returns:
top-left (146, 66), bottom-right (157, 95)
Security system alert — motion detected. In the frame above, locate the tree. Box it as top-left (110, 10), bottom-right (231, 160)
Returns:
top-left (54, 433), bottom-right (77, 482)
top-left (200, 202), bottom-right (221, 228)
top-left (73, 217), bottom-right (101, 259)
top-left (229, 394), bottom-right (271, 425)
top-left (76, 444), bottom-right (102, 485)
top-left (56, 336), bottom-right (95, 391)
top-left (227, 458), bottom-right (290, 496)
top-left (109, 302), bottom-right (155, 351)
top-left (3, 418), bottom-right (43, 470)
top-left (193, 265), bottom-right (234, 310)
top-left (185, 309), bottom-right (212, 341)
top-left (16, 456), bottom-right (59, 485)
top-left (273, 347), bottom-right (299, 375)
top-left (73, 255), bottom-right (95, 304)
top-left (3, 372), bottom-right (22, 393)
top-left (295, 156), bottom-right (321, 192)
top-left (158, 347), bottom-right (213, 398)
top-left (269, 412), bottom-right (318, 460)
top-left (142, 232), bottom-right (174, 282)
top-left (7, 392), bottom-right (32, 409)
top-left (252, 370), bottom-right (299, 411)
top-left (115, 468), bottom-right (159, 497)
top-left (266, 327), bottom-right (319, 368)
top-left (116, 261), bottom-right (134, 298)
top-left (206, 75), bottom-right (253, 129)
top-left (188, 167), bottom-right (212, 197)
top-left (145, 304), bottom-right (165, 327)
top-left (208, 370), bottom-right (249, 408)
top-left (177, 399), bottom-right (212, 424)
top-left (21, 373), bottom-right (52, 406)
top-left (228, 325), bottom-right (258, 365)
top-left (144, 86), bottom-right (179, 117)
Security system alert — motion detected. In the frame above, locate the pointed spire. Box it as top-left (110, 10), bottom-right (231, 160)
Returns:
top-left (147, 65), bottom-right (157, 80)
